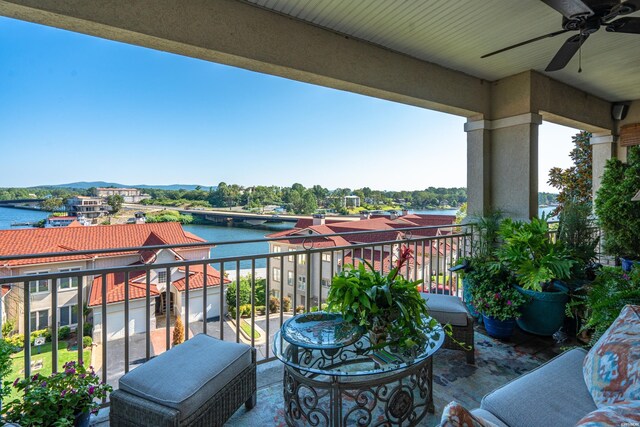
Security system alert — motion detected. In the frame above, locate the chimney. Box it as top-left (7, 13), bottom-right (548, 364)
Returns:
top-left (360, 210), bottom-right (370, 220)
top-left (389, 210), bottom-right (398, 220)
top-left (402, 209), bottom-right (409, 217)
top-left (312, 213), bottom-right (325, 226)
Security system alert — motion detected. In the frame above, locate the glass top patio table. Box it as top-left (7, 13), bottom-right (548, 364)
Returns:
top-left (272, 312), bottom-right (445, 377)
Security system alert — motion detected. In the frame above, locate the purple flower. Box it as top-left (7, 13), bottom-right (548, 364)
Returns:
top-left (13, 378), bottom-right (19, 387)
top-left (65, 368), bottom-right (76, 376)
top-left (88, 385), bottom-right (95, 395)
top-left (40, 381), bottom-right (47, 388)
top-left (80, 374), bottom-right (86, 379)
top-left (32, 374), bottom-right (39, 381)
top-left (61, 390), bottom-right (67, 397)
top-left (507, 300), bottom-right (512, 306)
top-left (494, 293), bottom-right (501, 299)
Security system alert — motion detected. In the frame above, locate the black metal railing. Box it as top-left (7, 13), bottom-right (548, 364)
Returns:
top-left (0, 223), bottom-right (471, 398)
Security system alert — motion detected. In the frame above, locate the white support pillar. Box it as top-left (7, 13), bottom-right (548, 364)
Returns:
top-left (465, 113), bottom-right (542, 220)
top-left (590, 132), bottom-right (617, 201)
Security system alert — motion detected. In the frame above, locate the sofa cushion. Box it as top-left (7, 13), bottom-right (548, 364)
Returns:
top-left (439, 401), bottom-right (499, 427)
top-left (469, 409), bottom-right (508, 427)
top-left (481, 348), bottom-right (596, 427)
top-left (575, 401), bottom-right (640, 426)
top-left (119, 333), bottom-right (252, 420)
top-left (422, 293), bottom-right (469, 326)
top-left (583, 304), bottom-right (640, 407)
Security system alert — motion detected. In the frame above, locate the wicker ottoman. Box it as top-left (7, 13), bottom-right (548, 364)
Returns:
top-left (110, 334), bottom-right (256, 427)
top-left (421, 293), bottom-right (475, 364)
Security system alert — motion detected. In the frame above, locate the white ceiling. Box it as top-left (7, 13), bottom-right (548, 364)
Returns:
top-left (244, 0), bottom-right (640, 102)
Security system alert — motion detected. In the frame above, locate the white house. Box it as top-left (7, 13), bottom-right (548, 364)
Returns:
top-left (0, 223), bottom-right (224, 342)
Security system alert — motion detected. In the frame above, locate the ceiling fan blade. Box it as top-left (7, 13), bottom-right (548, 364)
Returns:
top-left (540, 0), bottom-right (593, 19)
top-left (481, 29), bottom-right (570, 58)
top-left (606, 17), bottom-right (640, 34)
top-left (545, 33), bottom-right (589, 71)
top-left (603, 0), bottom-right (640, 21)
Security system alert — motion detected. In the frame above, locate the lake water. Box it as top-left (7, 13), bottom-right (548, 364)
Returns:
top-left (0, 205), bottom-right (550, 269)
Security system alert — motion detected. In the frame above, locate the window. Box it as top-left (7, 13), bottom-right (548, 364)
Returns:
top-left (297, 276), bottom-right (306, 291)
top-left (272, 267), bottom-right (281, 282)
top-left (158, 270), bottom-right (167, 284)
top-left (321, 278), bottom-right (331, 288)
top-left (288, 249), bottom-right (295, 262)
top-left (272, 245), bottom-right (281, 253)
top-left (298, 254), bottom-right (306, 265)
top-left (30, 309), bottom-right (49, 332)
top-left (287, 271), bottom-right (294, 286)
top-left (59, 305), bottom-right (78, 327)
top-left (28, 272), bottom-right (49, 294)
top-left (322, 253), bottom-right (331, 262)
top-left (59, 268), bottom-right (80, 290)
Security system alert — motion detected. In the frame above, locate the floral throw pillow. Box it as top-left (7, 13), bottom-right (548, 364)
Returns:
top-left (583, 304), bottom-right (640, 407)
top-left (440, 401), bottom-right (498, 427)
top-left (575, 401), bottom-right (640, 426)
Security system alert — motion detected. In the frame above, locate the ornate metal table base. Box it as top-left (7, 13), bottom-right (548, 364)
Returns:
top-left (283, 357), bottom-right (434, 427)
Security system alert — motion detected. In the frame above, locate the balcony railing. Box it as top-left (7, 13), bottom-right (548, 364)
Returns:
top-left (0, 223), bottom-right (473, 398)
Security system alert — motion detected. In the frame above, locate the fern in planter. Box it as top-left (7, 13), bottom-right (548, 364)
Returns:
top-left (497, 214), bottom-right (574, 292)
top-left (327, 246), bottom-right (437, 350)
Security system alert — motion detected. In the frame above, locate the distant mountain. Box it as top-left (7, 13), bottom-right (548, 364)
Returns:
top-left (43, 182), bottom-right (213, 191)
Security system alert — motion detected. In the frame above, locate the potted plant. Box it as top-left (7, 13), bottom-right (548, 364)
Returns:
top-left (497, 214), bottom-right (575, 336)
top-left (570, 266), bottom-right (640, 346)
top-left (466, 263), bottom-right (528, 339)
top-left (327, 245), bottom-right (437, 350)
top-left (2, 361), bottom-right (112, 427)
top-left (595, 145), bottom-right (640, 271)
top-left (455, 212), bottom-right (504, 321)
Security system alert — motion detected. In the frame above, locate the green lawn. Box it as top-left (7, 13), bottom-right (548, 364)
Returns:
top-left (239, 319), bottom-right (260, 339)
top-left (6, 342), bottom-right (91, 402)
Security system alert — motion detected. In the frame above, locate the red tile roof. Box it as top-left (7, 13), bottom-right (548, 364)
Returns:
top-left (0, 223), bottom-right (207, 267)
top-left (88, 263), bottom-right (230, 306)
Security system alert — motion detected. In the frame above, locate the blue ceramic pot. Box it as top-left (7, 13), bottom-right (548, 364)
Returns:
top-left (515, 282), bottom-right (569, 336)
top-left (621, 258), bottom-right (639, 272)
top-left (74, 411), bottom-right (90, 427)
top-left (482, 315), bottom-right (516, 339)
top-left (462, 277), bottom-right (482, 323)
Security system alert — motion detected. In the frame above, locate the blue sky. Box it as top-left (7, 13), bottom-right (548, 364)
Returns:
top-left (0, 17), bottom-right (576, 192)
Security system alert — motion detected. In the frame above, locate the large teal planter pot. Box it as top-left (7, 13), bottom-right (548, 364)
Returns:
top-left (515, 282), bottom-right (569, 336)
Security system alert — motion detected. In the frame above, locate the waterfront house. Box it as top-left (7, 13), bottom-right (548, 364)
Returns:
top-left (0, 223), bottom-right (226, 342)
top-left (65, 196), bottom-right (109, 220)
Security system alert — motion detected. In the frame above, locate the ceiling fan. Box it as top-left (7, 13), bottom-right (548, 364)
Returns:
top-left (482, 0), bottom-right (640, 71)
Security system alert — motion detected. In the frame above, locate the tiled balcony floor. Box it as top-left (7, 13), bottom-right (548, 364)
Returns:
top-left (226, 325), bottom-right (574, 427)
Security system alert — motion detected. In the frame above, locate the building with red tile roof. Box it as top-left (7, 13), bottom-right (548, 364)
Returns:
top-left (0, 223), bottom-right (223, 341)
top-left (264, 213), bottom-right (456, 306)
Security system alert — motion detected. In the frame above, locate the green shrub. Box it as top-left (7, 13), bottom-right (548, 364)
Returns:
top-left (58, 326), bottom-right (71, 340)
top-left (282, 297), bottom-right (292, 312)
top-left (228, 306), bottom-right (237, 319)
top-left (4, 334), bottom-right (24, 350)
top-left (239, 304), bottom-right (252, 317)
top-left (255, 305), bottom-right (266, 315)
top-left (82, 336), bottom-right (93, 348)
top-left (2, 319), bottom-right (16, 337)
top-left (83, 322), bottom-right (93, 337)
top-left (268, 296), bottom-right (280, 313)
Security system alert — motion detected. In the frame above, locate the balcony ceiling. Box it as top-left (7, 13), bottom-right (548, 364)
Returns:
top-left (244, 0), bottom-right (640, 102)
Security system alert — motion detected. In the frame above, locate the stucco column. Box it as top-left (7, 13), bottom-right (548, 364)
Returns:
top-left (590, 132), bottom-right (617, 201)
top-left (465, 113), bottom-right (542, 220)
top-left (464, 120), bottom-right (491, 217)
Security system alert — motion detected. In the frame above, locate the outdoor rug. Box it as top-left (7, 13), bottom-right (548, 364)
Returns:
top-left (227, 332), bottom-right (543, 427)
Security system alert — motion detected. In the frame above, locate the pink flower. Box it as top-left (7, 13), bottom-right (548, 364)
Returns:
top-left (88, 385), bottom-right (95, 395)
top-left (507, 300), bottom-right (512, 306)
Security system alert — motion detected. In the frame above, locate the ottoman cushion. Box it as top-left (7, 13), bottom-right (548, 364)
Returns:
top-left (119, 333), bottom-right (252, 420)
top-left (422, 293), bottom-right (469, 327)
